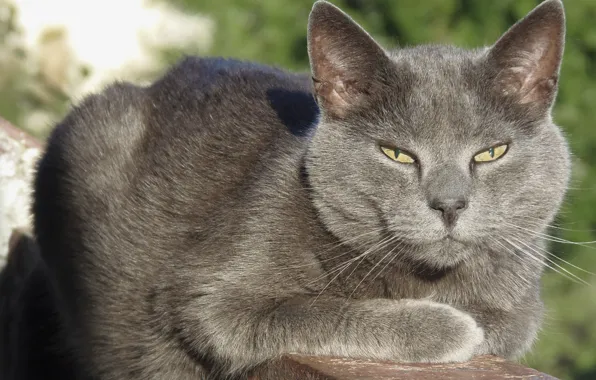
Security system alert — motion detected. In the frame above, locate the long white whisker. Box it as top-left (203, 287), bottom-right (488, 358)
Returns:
top-left (489, 236), bottom-right (533, 287)
top-left (309, 234), bottom-right (399, 305)
top-left (285, 229), bottom-right (384, 270)
top-left (504, 237), bottom-right (589, 286)
top-left (504, 221), bottom-right (596, 247)
top-left (514, 216), bottom-right (595, 233)
top-left (509, 235), bottom-right (594, 285)
top-left (509, 232), bottom-right (596, 277)
top-left (342, 235), bottom-right (401, 289)
top-left (348, 237), bottom-right (402, 299)
top-left (369, 240), bottom-right (408, 285)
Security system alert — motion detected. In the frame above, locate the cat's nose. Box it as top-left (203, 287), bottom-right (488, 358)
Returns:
top-left (428, 198), bottom-right (468, 227)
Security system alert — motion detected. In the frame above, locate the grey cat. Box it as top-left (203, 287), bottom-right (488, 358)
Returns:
top-left (11, 0), bottom-right (569, 379)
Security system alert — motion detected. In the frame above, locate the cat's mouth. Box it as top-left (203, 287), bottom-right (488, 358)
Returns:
top-left (399, 230), bottom-right (471, 248)
top-left (423, 231), bottom-right (472, 250)
top-left (442, 234), bottom-right (463, 243)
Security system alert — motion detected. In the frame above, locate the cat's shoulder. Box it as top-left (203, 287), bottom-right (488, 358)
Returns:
top-left (37, 56), bottom-right (320, 206)
top-left (149, 56), bottom-right (319, 135)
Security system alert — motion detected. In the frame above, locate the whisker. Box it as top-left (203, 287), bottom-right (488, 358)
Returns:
top-left (504, 221), bottom-right (596, 247)
top-left (509, 234), bottom-right (596, 278)
top-left (285, 228), bottom-right (384, 270)
top-left (515, 216), bottom-right (594, 233)
top-left (307, 255), bottom-right (366, 304)
top-left (501, 237), bottom-right (577, 284)
top-left (504, 237), bottom-right (590, 286)
top-left (304, 243), bottom-right (372, 287)
top-left (342, 235), bottom-right (401, 290)
top-left (303, 229), bottom-right (412, 287)
top-left (368, 240), bottom-right (408, 285)
top-left (511, 236), bottom-right (592, 286)
top-left (348, 236), bottom-right (402, 299)
top-left (309, 234), bottom-right (399, 306)
top-left (488, 236), bottom-right (533, 287)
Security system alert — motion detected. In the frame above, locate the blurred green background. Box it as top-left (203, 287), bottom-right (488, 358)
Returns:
top-left (1, 0), bottom-right (595, 378)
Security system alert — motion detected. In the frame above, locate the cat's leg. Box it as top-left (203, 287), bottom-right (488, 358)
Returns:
top-left (179, 293), bottom-right (484, 376)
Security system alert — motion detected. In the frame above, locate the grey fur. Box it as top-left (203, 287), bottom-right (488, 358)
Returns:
top-left (18, 0), bottom-right (569, 379)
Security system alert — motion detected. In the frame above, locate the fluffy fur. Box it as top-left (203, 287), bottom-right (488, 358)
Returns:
top-left (1, 1), bottom-right (570, 379)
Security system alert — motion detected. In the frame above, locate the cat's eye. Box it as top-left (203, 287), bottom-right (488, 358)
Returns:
top-left (473, 144), bottom-right (508, 163)
top-left (380, 146), bottom-right (415, 164)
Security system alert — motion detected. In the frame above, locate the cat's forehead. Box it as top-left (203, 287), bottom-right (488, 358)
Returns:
top-left (381, 46), bottom-right (504, 142)
top-left (388, 45), bottom-right (483, 101)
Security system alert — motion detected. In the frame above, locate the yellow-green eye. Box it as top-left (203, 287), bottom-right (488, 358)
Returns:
top-left (381, 146), bottom-right (415, 164)
top-left (474, 144), bottom-right (508, 163)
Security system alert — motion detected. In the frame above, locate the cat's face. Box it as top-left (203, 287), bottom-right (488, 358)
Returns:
top-left (306, 0), bottom-right (570, 269)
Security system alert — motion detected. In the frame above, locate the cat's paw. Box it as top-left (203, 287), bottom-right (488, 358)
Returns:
top-left (400, 299), bottom-right (484, 363)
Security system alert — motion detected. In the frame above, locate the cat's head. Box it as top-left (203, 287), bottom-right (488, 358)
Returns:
top-left (305, 0), bottom-right (571, 269)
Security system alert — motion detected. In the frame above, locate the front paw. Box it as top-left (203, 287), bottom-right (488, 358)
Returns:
top-left (399, 300), bottom-right (484, 363)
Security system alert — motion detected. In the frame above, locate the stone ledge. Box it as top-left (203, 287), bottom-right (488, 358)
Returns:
top-left (0, 117), bottom-right (42, 265)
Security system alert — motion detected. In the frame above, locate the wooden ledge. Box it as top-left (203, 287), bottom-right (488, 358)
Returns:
top-left (249, 355), bottom-right (557, 380)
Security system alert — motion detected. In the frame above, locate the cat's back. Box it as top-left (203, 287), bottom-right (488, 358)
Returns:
top-left (42, 57), bottom-right (316, 208)
top-left (36, 56), bottom-right (319, 275)
top-left (36, 57), bottom-right (318, 251)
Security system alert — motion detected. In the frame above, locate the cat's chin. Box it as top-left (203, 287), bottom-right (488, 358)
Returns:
top-left (411, 237), bottom-right (474, 269)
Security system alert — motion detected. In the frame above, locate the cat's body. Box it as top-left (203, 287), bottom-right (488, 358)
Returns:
top-left (1, 1), bottom-right (570, 379)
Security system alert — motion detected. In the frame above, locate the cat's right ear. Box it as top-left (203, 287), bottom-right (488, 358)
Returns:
top-left (307, 1), bottom-right (389, 118)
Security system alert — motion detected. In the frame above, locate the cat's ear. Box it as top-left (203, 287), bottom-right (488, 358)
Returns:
top-left (307, 1), bottom-right (389, 118)
top-left (487, 0), bottom-right (565, 110)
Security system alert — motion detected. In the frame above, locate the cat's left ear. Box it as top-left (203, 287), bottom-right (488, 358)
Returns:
top-left (487, 0), bottom-right (565, 110)
top-left (307, 1), bottom-right (390, 118)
